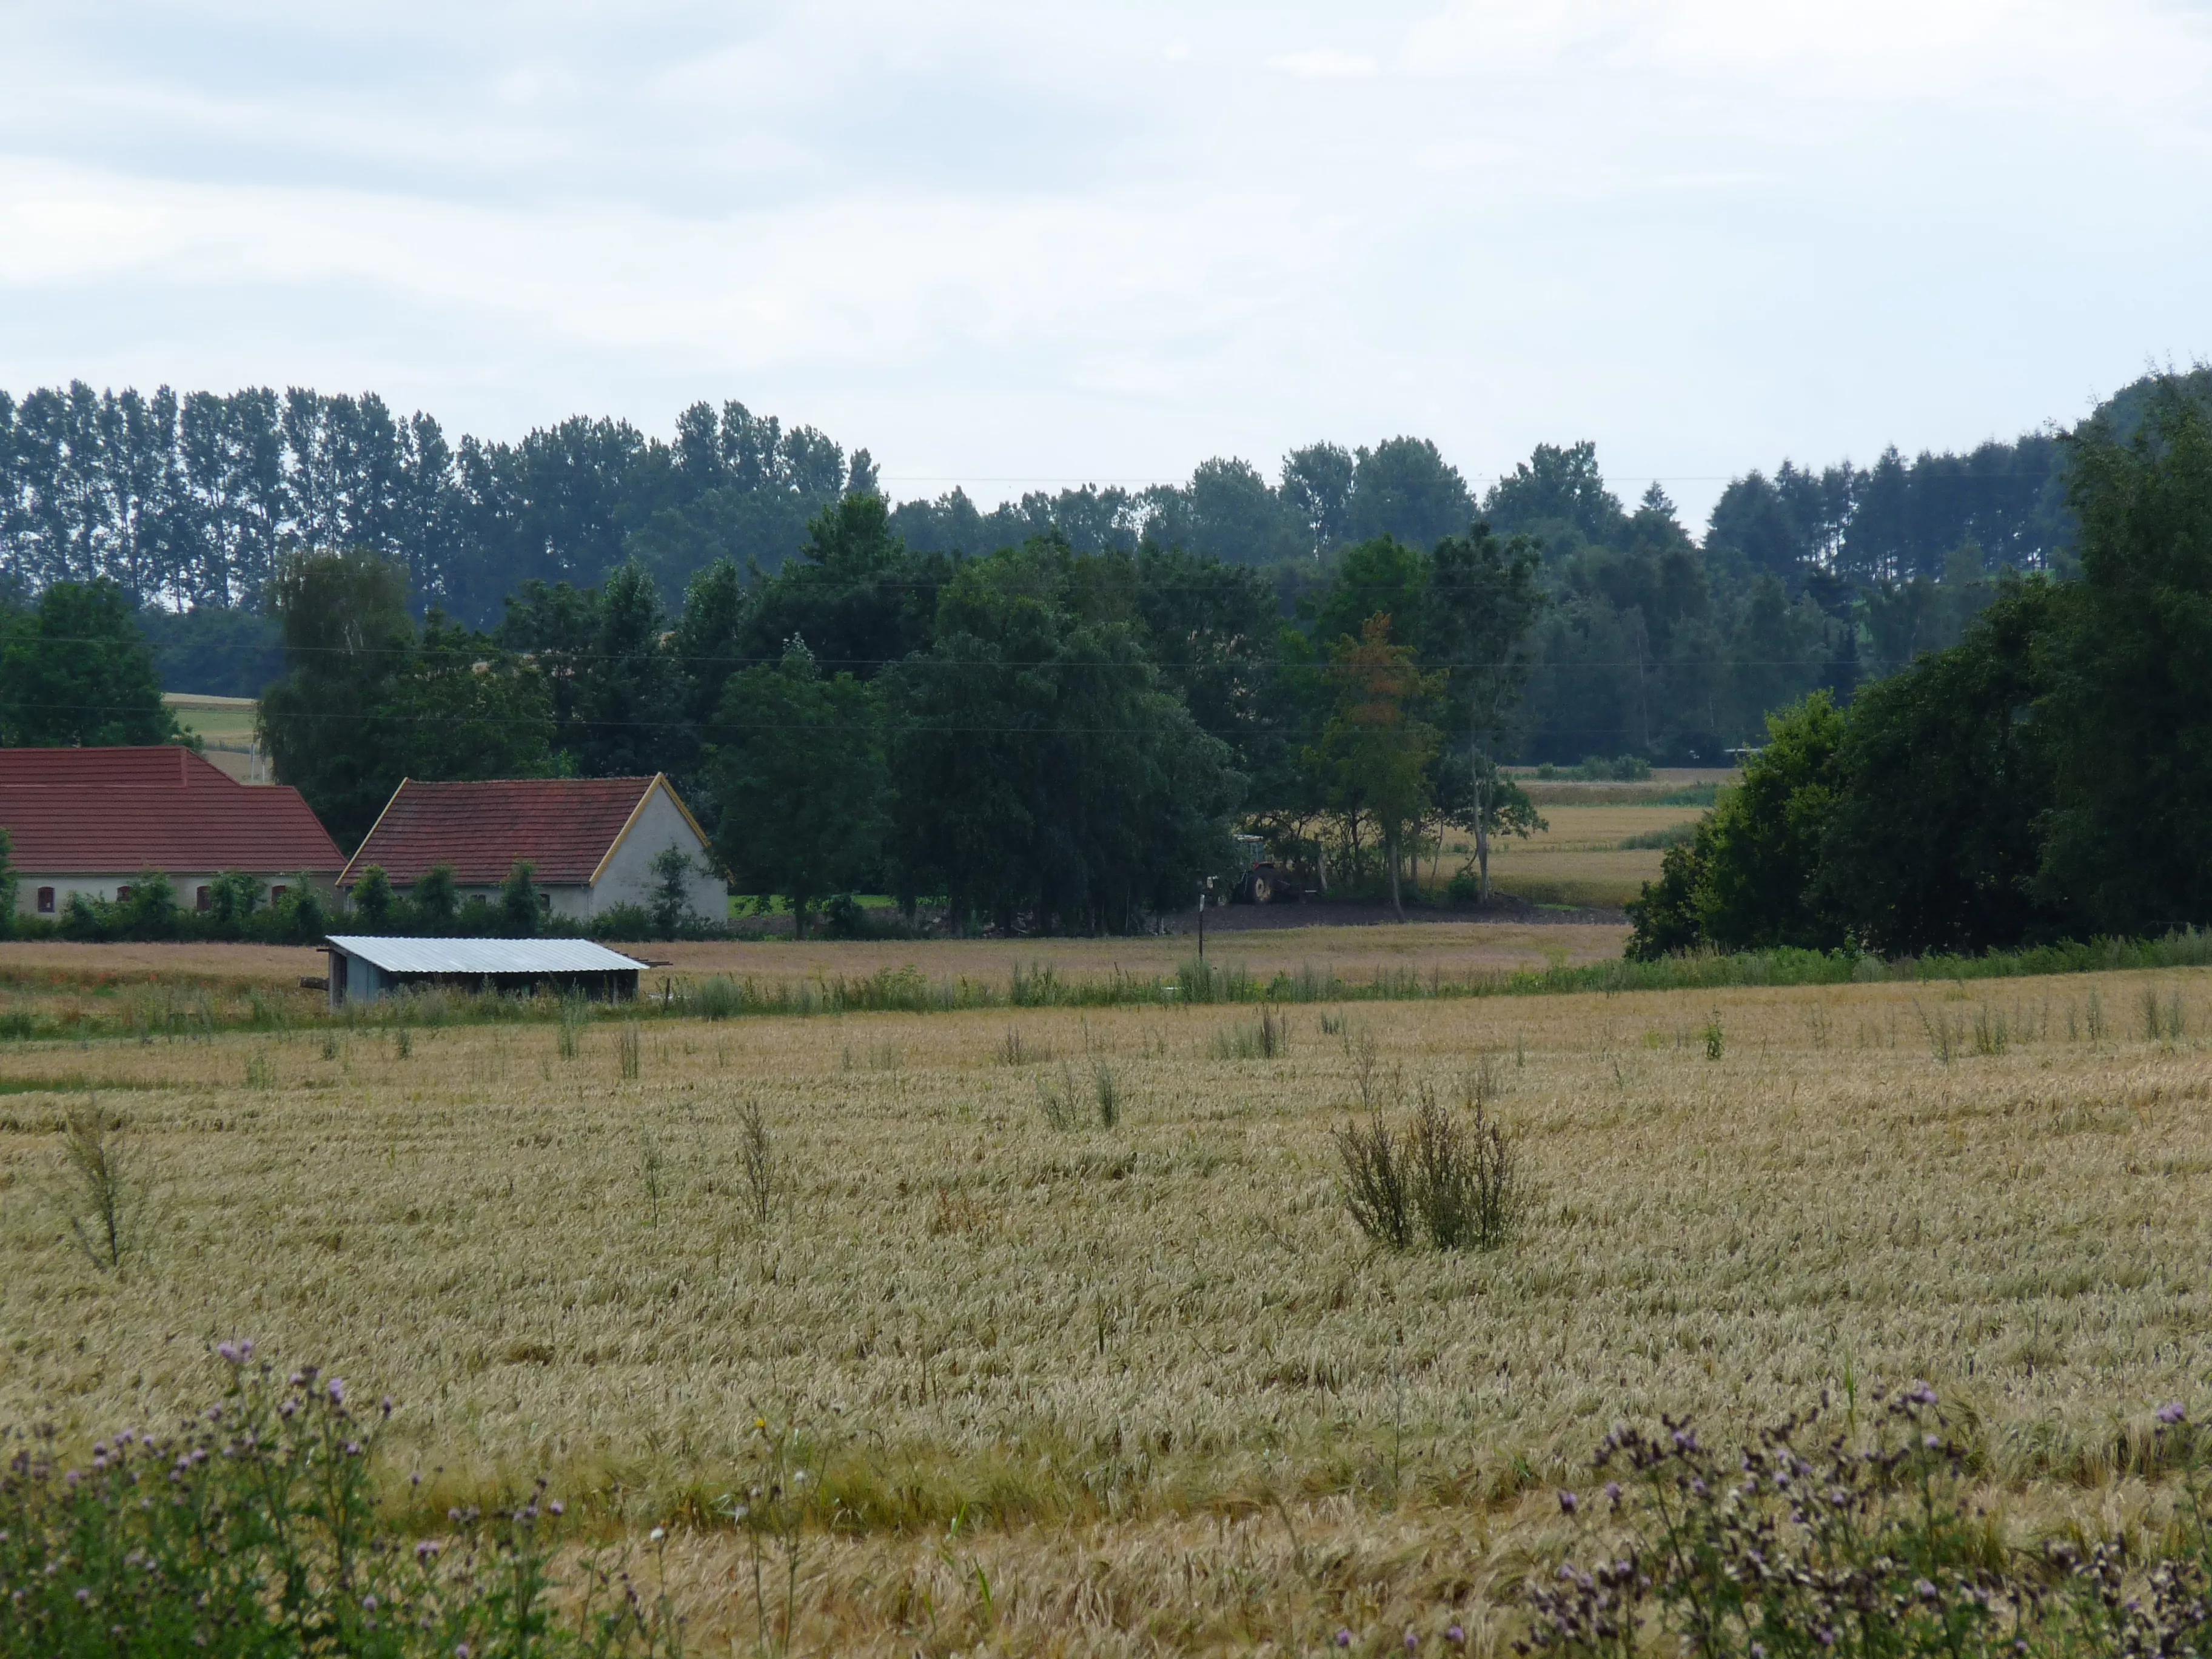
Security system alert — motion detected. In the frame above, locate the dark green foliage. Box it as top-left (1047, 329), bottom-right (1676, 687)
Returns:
top-left (1624, 833), bottom-right (1710, 960)
top-left (1632, 381), bottom-right (2212, 963)
top-left (349, 864), bottom-right (396, 928)
top-left (0, 1352), bottom-right (679, 1657)
top-left (411, 865), bottom-right (458, 934)
top-left (708, 639), bottom-right (887, 937)
top-left (498, 860), bottom-right (541, 936)
top-left (882, 540), bottom-right (1241, 932)
top-left (136, 605), bottom-right (285, 696)
top-left (2036, 386), bottom-right (2212, 935)
top-left (1818, 577), bottom-right (2060, 955)
top-left (1695, 694), bottom-right (1848, 951)
top-left (647, 845), bottom-right (697, 937)
top-left (259, 552), bottom-right (554, 849)
top-left (575, 560), bottom-right (685, 777)
top-left (0, 580), bottom-right (177, 748)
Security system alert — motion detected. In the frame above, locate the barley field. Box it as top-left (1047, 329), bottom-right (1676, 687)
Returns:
top-left (4, 956), bottom-right (2211, 1651)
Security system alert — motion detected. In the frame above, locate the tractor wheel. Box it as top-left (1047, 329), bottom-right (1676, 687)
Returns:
top-left (1248, 870), bottom-right (1274, 905)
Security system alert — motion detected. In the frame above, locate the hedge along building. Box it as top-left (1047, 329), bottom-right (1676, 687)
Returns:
top-left (0, 746), bottom-right (343, 918)
top-left (338, 776), bottom-right (728, 924)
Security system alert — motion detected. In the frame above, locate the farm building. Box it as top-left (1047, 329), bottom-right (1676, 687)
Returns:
top-left (322, 936), bottom-right (646, 1008)
top-left (339, 775), bottom-right (726, 923)
top-left (0, 746), bottom-right (343, 918)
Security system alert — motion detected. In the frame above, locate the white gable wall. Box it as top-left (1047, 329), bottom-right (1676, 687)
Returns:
top-left (586, 782), bottom-right (728, 921)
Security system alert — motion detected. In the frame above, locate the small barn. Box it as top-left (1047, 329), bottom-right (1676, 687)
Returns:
top-left (321, 936), bottom-right (647, 1009)
top-left (340, 775), bottom-right (726, 923)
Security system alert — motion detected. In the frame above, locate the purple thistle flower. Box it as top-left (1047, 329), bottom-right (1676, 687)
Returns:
top-left (1336, 1631), bottom-right (1353, 1647)
top-left (2160, 1403), bottom-right (2188, 1426)
top-left (1407, 1632), bottom-right (1419, 1650)
top-left (1604, 1481), bottom-right (1622, 1504)
top-left (327, 1378), bottom-right (346, 1405)
top-left (1558, 1489), bottom-right (1578, 1513)
top-left (1447, 1627), bottom-right (1466, 1646)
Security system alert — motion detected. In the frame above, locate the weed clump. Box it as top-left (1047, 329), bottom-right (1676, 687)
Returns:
top-left (1521, 1385), bottom-right (2212, 1659)
top-left (0, 1347), bottom-right (680, 1656)
top-left (738, 1098), bottom-right (778, 1225)
top-left (1336, 1076), bottom-right (1529, 1252)
top-left (44, 1099), bottom-right (149, 1272)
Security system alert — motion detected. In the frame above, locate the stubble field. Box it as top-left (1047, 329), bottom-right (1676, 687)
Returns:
top-left (3, 952), bottom-right (2210, 1652)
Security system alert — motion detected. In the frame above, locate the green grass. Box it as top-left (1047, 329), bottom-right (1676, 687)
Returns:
top-left (1618, 821), bottom-right (1701, 850)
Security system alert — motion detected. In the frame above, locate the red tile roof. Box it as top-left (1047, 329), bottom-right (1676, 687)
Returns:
top-left (0, 746), bottom-right (343, 875)
top-left (341, 777), bottom-right (669, 887)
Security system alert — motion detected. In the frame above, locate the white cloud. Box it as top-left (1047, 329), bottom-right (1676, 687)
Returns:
top-left (1267, 48), bottom-right (1379, 78)
top-left (0, 0), bottom-right (2208, 521)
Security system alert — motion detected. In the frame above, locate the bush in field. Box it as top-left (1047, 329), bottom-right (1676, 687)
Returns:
top-left (0, 1347), bottom-right (679, 1657)
top-left (1339, 1078), bottom-right (1529, 1252)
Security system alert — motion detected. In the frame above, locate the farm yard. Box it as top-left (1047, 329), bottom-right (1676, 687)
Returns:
top-left (5, 931), bottom-right (2212, 1651)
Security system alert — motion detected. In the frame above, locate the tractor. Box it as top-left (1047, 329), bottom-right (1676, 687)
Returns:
top-left (1227, 833), bottom-right (1297, 904)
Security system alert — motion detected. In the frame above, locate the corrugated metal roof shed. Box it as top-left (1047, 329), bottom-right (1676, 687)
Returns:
top-left (323, 936), bottom-right (647, 974)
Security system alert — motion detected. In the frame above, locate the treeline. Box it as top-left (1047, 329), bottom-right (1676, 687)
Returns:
top-left (4, 374), bottom-right (2142, 762)
top-left (253, 494), bottom-right (1551, 931)
top-left (1629, 380), bottom-right (2212, 960)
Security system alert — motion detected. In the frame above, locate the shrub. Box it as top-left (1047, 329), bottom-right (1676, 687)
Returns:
top-left (0, 1349), bottom-right (679, 1657)
top-left (1093, 1059), bottom-right (1121, 1128)
top-left (498, 859), bottom-right (541, 936)
top-left (1335, 1107), bottom-right (1415, 1250)
top-left (1407, 1084), bottom-right (1527, 1250)
top-left (350, 863), bottom-right (397, 928)
top-left (1341, 1082), bottom-right (1529, 1252)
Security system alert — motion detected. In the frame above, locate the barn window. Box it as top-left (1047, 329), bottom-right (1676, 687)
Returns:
top-left (115, 886), bottom-right (132, 902)
top-left (270, 885), bottom-right (287, 902)
top-left (35, 887), bottom-right (53, 914)
top-left (196, 886), bottom-right (212, 911)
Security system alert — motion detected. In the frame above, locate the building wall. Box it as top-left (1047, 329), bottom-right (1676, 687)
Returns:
top-left (586, 783), bottom-right (729, 920)
top-left (17, 871), bottom-right (338, 917)
top-left (445, 883), bottom-right (595, 923)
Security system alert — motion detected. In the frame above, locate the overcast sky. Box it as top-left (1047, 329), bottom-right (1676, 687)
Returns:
top-left (2, 1), bottom-right (2207, 526)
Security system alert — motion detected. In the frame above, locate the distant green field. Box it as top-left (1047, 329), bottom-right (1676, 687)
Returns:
top-left (164, 694), bottom-right (257, 748)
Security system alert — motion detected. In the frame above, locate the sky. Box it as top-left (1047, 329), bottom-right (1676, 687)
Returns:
top-left (2, 0), bottom-right (2208, 528)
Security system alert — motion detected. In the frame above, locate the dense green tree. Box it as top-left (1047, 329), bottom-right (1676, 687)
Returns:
top-left (261, 552), bottom-right (553, 848)
top-left (257, 552), bottom-right (415, 846)
top-left (1347, 437), bottom-right (1474, 549)
top-left (1307, 536), bottom-right (1429, 652)
top-left (707, 638), bottom-right (887, 936)
top-left (349, 864), bottom-right (397, 929)
top-left (497, 860), bottom-right (541, 936)
top-left (739, 494), bottom-right (940, 679)
top-left (2035, 385), bottom-right (2212, 934)
top-left (0, 580), bottom-right (177, 747)
top-left (1481, 441), bottom-right (1627, 548)
top-left (1689, 693), bottom-right (1848, 953)
top-left (381, 616), bottom-right (555, 787)
top-left (411, 865), bottom-right (458, 933)
top-left (1305, 615), bottom-right (1443, 919)
top-left (1425, 525), bottom-right (1546, 896)
top-left (882, 540), bottom-right (1241, 932)
top-left (1816, 578), bottom-right (2059, 956)
top-left (572, 560), bottom-right (683, 777)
